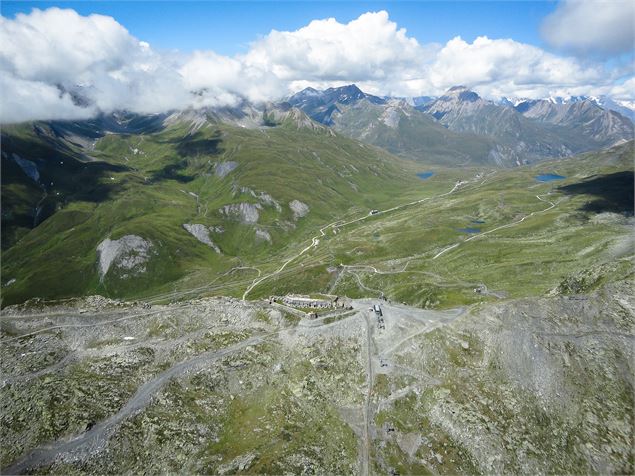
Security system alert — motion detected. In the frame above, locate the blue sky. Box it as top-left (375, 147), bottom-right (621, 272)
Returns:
top-left (3, 1), bottom-right (558, 55)
top-left (1, 0), bottom-right (633, 122)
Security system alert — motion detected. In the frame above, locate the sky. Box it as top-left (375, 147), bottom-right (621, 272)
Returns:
top-left (1, 1), bottom-right (559, 55)
top-left (1, 0), bottom-right (634, 122)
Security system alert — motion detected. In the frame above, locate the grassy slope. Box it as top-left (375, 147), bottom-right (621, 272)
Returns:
top-left (246, 142), bottom-right (634, 307)
top-left (1, 124), bottom-right (128, 250)
top-left (2, 114), bottom-right (632, 308)
top-left (1, 118), bottom-right (428, 305)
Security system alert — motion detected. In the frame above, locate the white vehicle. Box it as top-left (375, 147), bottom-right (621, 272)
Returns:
top-left (373, 304), bottom-right (382, 316)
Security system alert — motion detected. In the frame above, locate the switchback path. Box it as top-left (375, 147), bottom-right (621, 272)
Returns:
top-left (242, 178), bottom-right (473, 300)
top-left (2, 297), bottom-right (467, 474)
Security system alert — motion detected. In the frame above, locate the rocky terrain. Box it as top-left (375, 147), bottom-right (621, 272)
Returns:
top-left (2, 276), bottom-right (632, 474)
top-left (97, 235), bottom-right (156, 280)
top-left (370, 280), bottom-right (634, 475)
top-left (183, 224), bottom-right (222, 253)
top-left (289, 84), bottom-right (634, 166)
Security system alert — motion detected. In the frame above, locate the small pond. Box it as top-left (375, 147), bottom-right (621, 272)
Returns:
top-left (416, 172), bottom-right (434, 180)
top-left (535, 174), bottom-right (566, 182)
top-left (457, 227), bottom-right (481, 234)
top-left (471, 219), bottom-right (486, 224)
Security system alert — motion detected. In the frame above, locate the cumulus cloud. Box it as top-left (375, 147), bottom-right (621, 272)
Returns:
top-left (0, 7), bottom-right (633, 123)
top-left (541, 0), bottom-right (635, 56)
top-left (180, 51), bottom-right (285, 105)
top-left (421, 36), bottom-right (607, 98)
top-left (283, 34), bottom-right (614, 100)
top-left (0, 7), bottom-right (279, 122)
top-left (244, 11), bottom-right (431, 82)
top-left (0, 8), bottom-right (136, 81)
top-left (0, 8), bottom-right (190, 122)
top-left (610, 77), bottom-right (635, 102)
top-left (0, 74), bottom-right (96, 123)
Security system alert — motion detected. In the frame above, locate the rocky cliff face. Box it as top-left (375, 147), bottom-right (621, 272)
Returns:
top-left (516, 98), bottom-right (634, 147)
top-left (288, 84), bottom-right (634, 166)
top-left (219, 202), bottom-right (262, 224)
top-left (421, 86), bottom-right (634, 161)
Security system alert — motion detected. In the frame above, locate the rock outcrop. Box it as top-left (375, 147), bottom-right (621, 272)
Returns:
top-left (255, 228), bottom-right (272, 243)
top-left (96, 235), bottom-right (154, 280)
top-left (214, 161), bottom-right (238, 178)
top-left (219, 203), bottom-right (262, 224)
top-left (182, 224), bottom-right (222, 253)
top-left (289, 200), bottom-right (310, 220)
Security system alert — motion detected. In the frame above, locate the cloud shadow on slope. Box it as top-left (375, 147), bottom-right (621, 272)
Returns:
top-left (557, 171), bottom-right (634, 215)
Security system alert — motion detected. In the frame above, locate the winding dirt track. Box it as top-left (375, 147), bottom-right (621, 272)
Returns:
top-left (5, 173), bottom-right (565, 473)
top-left (2, 334), bottom-right (272, 475)
top-left (433, 193), bottom-right (558, 260)
top-left (242, 171), bottom-right (548, 300)
top-left (3, 295), bottom-right (468, 474)
top-left (242, 179), bottom-right (468, 300)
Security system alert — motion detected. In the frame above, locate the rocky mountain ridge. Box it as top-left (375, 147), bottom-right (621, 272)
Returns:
top-left (289, 84), bottom-right (633, 165)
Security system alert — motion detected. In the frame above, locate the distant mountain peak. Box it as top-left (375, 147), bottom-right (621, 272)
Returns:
top-left (447, 85), bottom-right (470, 92)
top-left (296, 86), bottom-right (321, 96)
top-left (323, 84), bottom-right (367, 104)
top-left (441, 86), bottom-right (481, 103)
top-left (325, 83), bottom-right (362, 94)
top-left (287, 84), bottom-right (386, 118)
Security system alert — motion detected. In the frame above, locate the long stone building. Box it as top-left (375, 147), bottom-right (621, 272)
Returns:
top-left (271, 294), bottom-right (353, 310)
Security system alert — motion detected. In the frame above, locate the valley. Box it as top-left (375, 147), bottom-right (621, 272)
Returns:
top-left (1, 86), bottom-right (633, 475)
top-left (4, 110), bottom-right (631, 310)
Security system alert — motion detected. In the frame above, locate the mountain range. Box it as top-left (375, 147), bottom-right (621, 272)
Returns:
top-left (1, 83), bottom-right (633, 305)
top-left (288, 84), bottom-right (634, 166)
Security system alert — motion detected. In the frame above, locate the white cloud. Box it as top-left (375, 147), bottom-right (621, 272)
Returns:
top-left (0, 7), bottom-right (633, 123)
top-left (0, 8), bottom-right (134, 82)
top-left (180, 51), bottom-right (285, 105)
top-left (282, 35), bottom-right (614, 100)
top-left (610, 77), bottom-right (635, 101)
top-left (541, 0), bottom-right (635, 56)
top-left (244, 11), bottom-right (430, 82)
top-left (0, 74), bottom-right (96, 123)
top-left (421, 36), bottom-right (606, 98)
top-left (0, 8), bottom-right (195, 122)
